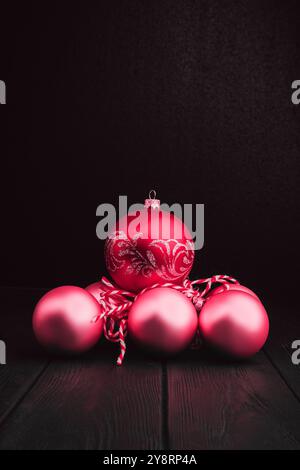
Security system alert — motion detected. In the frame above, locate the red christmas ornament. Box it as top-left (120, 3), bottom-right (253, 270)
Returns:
top-left (199, 289), bottom-right (269, 358)
top-left (128, 287), bottom-right (198, 355)
top-left (105, 193), bottom-right (195, 292)
top-left (86, 281), bottom-right (124, 306)
top-left (209, 283), bottom-right (259, 299)
top-left (33, 286), bottom-right (103, 353)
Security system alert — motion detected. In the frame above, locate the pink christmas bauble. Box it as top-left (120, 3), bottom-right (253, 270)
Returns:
top-left (105, 197), bottom-right (195, 292)
top-left (33, 286), bottom-right (103, 353)
top-left (128, 287), bottom-right (198, 355)
top-left (86, 281), bottom-right (123, 306)
top-left (199, 290), bottom-right (269, 358)
top-left (209, 283), bottom-right (259, 300)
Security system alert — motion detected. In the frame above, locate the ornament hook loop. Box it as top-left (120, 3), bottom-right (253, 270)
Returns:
top-left (149, 189), bottom-right (157, 200)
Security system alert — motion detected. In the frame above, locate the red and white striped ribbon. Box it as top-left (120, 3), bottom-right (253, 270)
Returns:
top-left (92, 274), bottom-right (239, 365)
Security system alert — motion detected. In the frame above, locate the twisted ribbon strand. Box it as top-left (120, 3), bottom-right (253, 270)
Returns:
top-left (93, 274), bottom-right (239, 365)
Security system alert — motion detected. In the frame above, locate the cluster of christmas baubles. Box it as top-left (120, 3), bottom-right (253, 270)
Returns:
top-left (33, 194), bottom-right (269, 361)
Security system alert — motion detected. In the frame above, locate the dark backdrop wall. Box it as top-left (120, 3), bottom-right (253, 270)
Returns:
top-left (1, 1), bottom-right (299, 304)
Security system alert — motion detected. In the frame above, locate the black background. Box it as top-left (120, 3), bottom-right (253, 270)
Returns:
top-left (1, 0), bottom-right (299, 305)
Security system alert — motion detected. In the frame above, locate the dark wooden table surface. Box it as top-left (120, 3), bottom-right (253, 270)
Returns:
top-left (0, 288), bottom-right (299, 450)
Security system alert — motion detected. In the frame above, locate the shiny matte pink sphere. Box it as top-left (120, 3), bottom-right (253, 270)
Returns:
top-left (128, 287), bottom-right (198, 355)
top-left (86, 281), bottom-right (107, 300)
top-left (209, 283), bottom-right (259, 300)
top-left (199, 290), bottom-right (269, 358)
top-left (86, 281), bottom-right (123, 306)
top-left (33, 286), bottom-right (103, 353)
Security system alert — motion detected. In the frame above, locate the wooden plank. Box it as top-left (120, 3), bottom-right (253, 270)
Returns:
top-left (0, 288), bottom-right (49, 425)
top-left (263, 299), bottom-right (300, 401)
top-left (167, 349), bottom-right (300, 450)
top-left (0, 363), bottom-right (49, 426)
top-left (0, 342), bottom-right (163, 450)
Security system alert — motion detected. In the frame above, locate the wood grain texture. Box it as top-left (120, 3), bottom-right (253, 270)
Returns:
top-left (0, 289), bottom-right (49, 426)
top-left (0, 344), bottom-right (163, 450)
top-left (263, 300), bottom-right (300, 401)
top-left (167, 349), bottom-right (300, 450)
top-left (0, 288), bottom-right (163, 450)
top-left (1, 289), bottom-right (300, 450)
